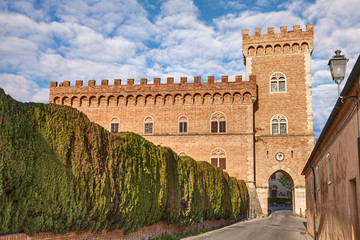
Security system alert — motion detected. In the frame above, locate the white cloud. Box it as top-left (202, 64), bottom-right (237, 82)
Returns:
top-left (57, 23), bottom-right (138, 63)
top-left (214, 10), bottom-right (306, 34)
top-left (0, 74), bottom-right (49, 103)
top-left (219, 1), bottom-right (246, 10)
top-left (0, 36), bottom-right (39, 71)
top-left (312, 83), bottom-right (339, 134)
top-left (0, 0), bottom-right (360, 139)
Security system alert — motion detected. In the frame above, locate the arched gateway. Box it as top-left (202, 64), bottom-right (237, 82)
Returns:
top-left (262, 166), bottom-right (302, 216)
top-left (49, 25), bottom-right (314, 217)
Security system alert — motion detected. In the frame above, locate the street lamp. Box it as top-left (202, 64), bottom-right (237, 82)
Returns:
top-left (329, 50), bottom-right (360, 184)
top-left (328, 50), bottom-right (349, 97)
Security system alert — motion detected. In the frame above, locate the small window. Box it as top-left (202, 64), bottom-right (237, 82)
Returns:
top-left (271, 189), bottom-right (277, 198)
top-left (270, 72), bottom-right (287, 93)
top-left (144, 116), bottom-right (153, 134)
top-left (271, 119), bottom-right (279, 134)
top-left (271, 173), bottom-right (276, 179)
top-left (271, 78), bottom-right (277, 92)
top-left (310, 175), bottom-right (314, 193)
top-left (178, 152), bottom-right (187, 157)
top-left (111, 123), bottom-right (119, 132)
top-left (327, 153), bottom-right (332, 184)
top-left (178, 116), bottom-right (188, 134)
top-left (316, 166), bottom-right (320, 190)
top-left (210, 148), bottom-right (227, 170)
top-left (211, 112), bottom-right (226, 133)
top-left (271, 114), bottom-right (288, 135)
top-left (110, 117), bottom-right (120, 133)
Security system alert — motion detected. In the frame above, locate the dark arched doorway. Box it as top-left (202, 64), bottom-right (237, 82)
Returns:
top-left (268, 170), bottom-right (293, 215)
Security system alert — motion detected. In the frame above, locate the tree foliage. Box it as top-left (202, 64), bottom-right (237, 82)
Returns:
top-left (278, 173), bottom-right (292, 190)
top-left (0, 88), bottom-right (248, 235)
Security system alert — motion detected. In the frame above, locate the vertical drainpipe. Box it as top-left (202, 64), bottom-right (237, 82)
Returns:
top-left (310, 166), bottom-right (317, 240)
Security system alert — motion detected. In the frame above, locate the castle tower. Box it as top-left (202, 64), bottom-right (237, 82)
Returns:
top-left (242, 24), bottom-right (314, 215)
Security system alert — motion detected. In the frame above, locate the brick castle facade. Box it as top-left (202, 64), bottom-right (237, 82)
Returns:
top-left (49, 24), bottom-right (314, 216)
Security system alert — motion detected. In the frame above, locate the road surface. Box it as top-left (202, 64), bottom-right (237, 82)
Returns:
top-left (183, 210), bottom-right (313, 240)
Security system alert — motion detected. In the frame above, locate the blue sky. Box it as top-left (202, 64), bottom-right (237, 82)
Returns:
top-left (0, 0), bottom-right (360, 137)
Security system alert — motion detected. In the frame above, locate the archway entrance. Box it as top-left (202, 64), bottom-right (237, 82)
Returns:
top-left (268, 171), bottom-right (293, 215)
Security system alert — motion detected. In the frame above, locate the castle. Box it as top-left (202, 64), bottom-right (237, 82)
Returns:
top-left (49, 24), bottom-right (314, 216)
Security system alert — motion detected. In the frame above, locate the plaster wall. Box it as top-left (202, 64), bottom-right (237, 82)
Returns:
top-left (305, 78), bottom-right (360, 239)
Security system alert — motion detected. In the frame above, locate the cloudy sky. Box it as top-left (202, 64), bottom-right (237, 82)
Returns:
top-left (0, 0), bottom-right (359, 137)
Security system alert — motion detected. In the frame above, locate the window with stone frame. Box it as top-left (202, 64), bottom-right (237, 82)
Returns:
top-left (270, 185), bottom-right (278, 197)
top-left (110, 117), bottom-right (120, 132)
top-left (316, 166), bottom-right (320, 190)
top-left (326, 153), bottom-right (332, 184)
top-left (270, 72), bottom-right (287, 93)
top-left (210, 148), bottom-right (227, 170)
top-left (178, 116), bottom-right (188, 133)
top-left (144, 116), bottom-right (153, 134)
top-left (210, 112), bottom-right (226, 133)
top-left (271, 114), bottom-right (288, 135)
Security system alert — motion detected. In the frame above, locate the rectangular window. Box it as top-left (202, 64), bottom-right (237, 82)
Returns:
top-left (110, 123), bottom-right (119, 132)
top-left (271, 189), bottom-right (277, 198)
top-left (310, 175), bottom-right (314, 193)
top-left (327, 156), bottom-right (332, 183)
top-left (279, 81), bottom-right (286, 92)
top-left (211, 121), bottom-right (218, 133)
top-left (219, 158), bottom-right (226, 170)
top-left (211, 158), bottom-right (218, 167)
top-left (219, 121), bottom-right (226, 133)
top-left (144, 122), bottom-right (153, 134)
top-left (272, 123), bottom-right (278, 135)
top-left (271, 81), bottom-right (277, 92)
top-left (316, 166), bottom-right (320, 190)
top-left (280, 123), bottom-right (287, 134)
top-left (179, 122), bottom-right (187, 133)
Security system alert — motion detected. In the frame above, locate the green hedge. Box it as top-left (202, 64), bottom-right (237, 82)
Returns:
top-left (0, 88), bottom-right (248, 235)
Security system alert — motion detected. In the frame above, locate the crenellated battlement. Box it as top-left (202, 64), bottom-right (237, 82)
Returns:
top-left (50, 75), bottom-right (252, 88)
top-left (243, 24), bottom-right (313, 42)
top-left (242, 24), bottom-right (314, 59)
top-left (49, 75), bottom-right (257, 107)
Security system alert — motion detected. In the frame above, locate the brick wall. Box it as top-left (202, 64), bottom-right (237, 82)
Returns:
top-left (0, 234), bottom-right (28, 240)
top-left (49, 76), bottom-right (257, 180)
top-left (242, 24), bottom-right (314, 215)
top-left (0, 218), bottom-right (237, 240)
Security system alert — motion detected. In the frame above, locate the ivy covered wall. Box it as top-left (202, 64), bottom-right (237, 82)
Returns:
top-left (0, 88), bottom-right (248, 235)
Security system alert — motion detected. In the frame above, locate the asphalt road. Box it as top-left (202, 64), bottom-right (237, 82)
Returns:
top-left (183, 211), bottom-right (313, 240)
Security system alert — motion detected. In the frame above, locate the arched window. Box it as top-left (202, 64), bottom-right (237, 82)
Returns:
top-left (271, 114), bottom-right (288, 135)
top-left (178, 116), bottom-right (188, 134)
top-left (270, 72), bottom-right (286, 93)
top-left (110, 117), bottom-right (120, 132)
top-left (144, 116), bottom-right (153, 134)
top-left (210, 148), bottom-right (227, 170)
top-left (210, 112), bottom-right (226, 133)
top-left (178, 152), bottom-right (187, 157)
